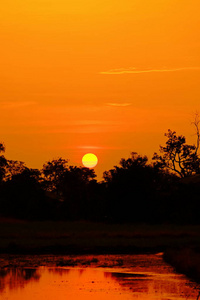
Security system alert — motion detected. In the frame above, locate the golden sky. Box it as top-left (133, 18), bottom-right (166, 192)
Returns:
top-left (1, 0), bottom-right (200, 179)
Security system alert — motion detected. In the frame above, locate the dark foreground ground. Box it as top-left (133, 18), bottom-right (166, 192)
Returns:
top-left (1, 220), bottom-right (200, 283)
top-left (0, 219), bottom-right (200, 254)
top-left (164, 248), bottom-right (200, 284)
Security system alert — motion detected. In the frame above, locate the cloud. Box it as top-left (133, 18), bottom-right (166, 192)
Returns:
top-left (100, 67), bottom-right (200, 75)
top-left (1, 101), bottom-right (36, 109)
top-left (76, 145), bottom-right (126, 150)
top-left (77, 146), bottom-right (103, 149)
top-left (106, 103), bottom-right (132, 107)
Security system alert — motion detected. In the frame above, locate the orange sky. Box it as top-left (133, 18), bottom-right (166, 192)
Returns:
top-left (1, 0), bottom-right (200, 179)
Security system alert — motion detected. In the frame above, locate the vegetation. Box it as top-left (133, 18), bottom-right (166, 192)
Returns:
top-left (164, 248), bottom-right (200, 284)
top-left (1, 129), bottom-right (200, 285)
top-left (153, 114), bottom-right (200, 177)
top-left (1, 123), bottom-right (200, 224)
top-left (153, 129), bottom-right (200, 177)
top-left (0, 221), bottom-right (200, 254)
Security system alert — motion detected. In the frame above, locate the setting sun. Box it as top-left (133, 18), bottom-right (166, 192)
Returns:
top-left (0, 1), bottom-right (200, 298)
top-left (82, 153), bottom-right (98, 168)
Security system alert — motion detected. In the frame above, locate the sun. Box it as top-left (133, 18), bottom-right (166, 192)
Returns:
top-left (82, 153), bottom-right (98, 168)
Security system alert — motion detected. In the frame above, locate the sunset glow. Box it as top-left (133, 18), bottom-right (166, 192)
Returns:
top-left (0, 0), bottom-right (200, 178)
top-left (1, 1), bottom-right (200, 296)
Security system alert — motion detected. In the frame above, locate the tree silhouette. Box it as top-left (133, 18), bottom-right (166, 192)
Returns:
top-left (103, 153), bottom-right (168, 223)
top-left (1, 166), bottom-right (46, 219)
top-left (153, 129), bottom-right (200, 177)
top-left (42, 158), bottom-right (69, 193)
top-left (0, 143), bottom-right (7, 182)
top-left (42, 159), bottom-right (98, 219)
top-left (55, 165), bottom-right (97, 220)
top-left (4, 160), bottom-right (26, 181)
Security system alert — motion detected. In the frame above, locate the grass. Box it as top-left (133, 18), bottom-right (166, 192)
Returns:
top-left (164, 248), bottom-right (200, 283)
top-left (1, 219), bottom-right (200, 254)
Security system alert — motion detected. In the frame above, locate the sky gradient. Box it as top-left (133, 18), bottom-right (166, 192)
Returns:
top-left (1, 0), bottom-right (200, 179)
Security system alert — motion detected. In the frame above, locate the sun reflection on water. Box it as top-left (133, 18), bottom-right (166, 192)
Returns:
top-left (0, 254), bottom-right (199, 300)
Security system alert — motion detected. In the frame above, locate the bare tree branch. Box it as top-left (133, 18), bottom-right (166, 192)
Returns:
top-left (192, 112), bottom-right (200, 154)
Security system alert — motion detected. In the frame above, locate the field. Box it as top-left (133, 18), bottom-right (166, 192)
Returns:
top-left (1, 219), bottom-right (200, 254)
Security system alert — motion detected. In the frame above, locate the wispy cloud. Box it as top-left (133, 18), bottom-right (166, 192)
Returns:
top-left (77, 146), bottom-right (103, 149)
top-left (76, 145), bottom-right (127, 150)
top-left (100, 67), bottom-right (200, 75)
top-left (106, 103), bottom-right (132, 107)
top-left (1, 101), bottom-right (36, 109)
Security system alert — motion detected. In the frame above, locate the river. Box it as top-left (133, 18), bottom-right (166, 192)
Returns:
top-left (0, 253), bottom-right (199, 300)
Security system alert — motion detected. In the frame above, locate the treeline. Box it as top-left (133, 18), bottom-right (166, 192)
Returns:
top-left (1, 128), bottom-right (200, 223)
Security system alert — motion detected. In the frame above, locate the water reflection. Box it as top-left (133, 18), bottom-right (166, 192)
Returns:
top-left (0, 268), bottom-right (40, 293)
top-left (0, 254), bottom-right (199, 300)
top-left (108, 271), bottom-right (197, 299)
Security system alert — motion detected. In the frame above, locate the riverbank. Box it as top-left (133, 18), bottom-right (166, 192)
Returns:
top-left (1, 220), bottom-right (200, 254)
top-left (1, 253), bottom-right (198, 300)
top-left (164, 248), bottom-right (200, 284)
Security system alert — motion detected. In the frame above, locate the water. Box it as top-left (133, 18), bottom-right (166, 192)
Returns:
top-left (0, 254), bottom-right (199, 300)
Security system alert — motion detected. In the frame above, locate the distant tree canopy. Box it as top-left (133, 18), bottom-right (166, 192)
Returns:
top-left (103, 152), bottom-right (168, 184)
top-left (41, 158), bottom-right (98, 220)
top-left (153, 129), bottom-right (200, 178)
top-left (0, 143), bottom-right (7, 182)
top-left (4, 160), bottom-right (29, 181)
top-left (42, 158), bottom-right (96, 195)
top-left (1, 121), bottom-right (200, 224)
top-left (102, 153), bottom-right (172, 223)
top-left (42, 158), bottom-right (69, 192)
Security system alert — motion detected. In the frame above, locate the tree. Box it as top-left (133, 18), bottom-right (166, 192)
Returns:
top-left (55, 165), bottom-right (97, 220)
top-left (103, 152), bottom-right (148, 181)
top-left (42, 158), bottom-right (69, 192)
top-left (153, 129), bottom-right (200, 178)
top-left (192, 112), bottom-right (200, 155)
top-left (2, 167), bottom-right (46, 220)
top-left (0, 143), bottom-right (7, 182)
top-left (4, 160), bottom-right (26, 181)
top-left (103, 153), bottom-right (166, 223)
top-left (42, 158), bottom-right (98, 219)
top-left (103, 152), bottom-right (149, 183)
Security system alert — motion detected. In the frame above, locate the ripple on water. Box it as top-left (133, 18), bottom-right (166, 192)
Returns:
top-left (0, 254), bottom-right (199, 300)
